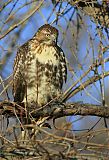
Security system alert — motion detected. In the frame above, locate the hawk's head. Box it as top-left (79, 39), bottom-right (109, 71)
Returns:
top-left (35, 24), bottom-right (58, 45)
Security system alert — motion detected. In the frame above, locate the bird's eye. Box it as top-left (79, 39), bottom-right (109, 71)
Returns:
top-left (46, 34), bottom-right (49, 37)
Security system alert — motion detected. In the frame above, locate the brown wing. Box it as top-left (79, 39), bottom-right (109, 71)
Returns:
top-left (57, 45), bottom-right (67, 89)
top-left (13, 42), bottom-right (28, 102)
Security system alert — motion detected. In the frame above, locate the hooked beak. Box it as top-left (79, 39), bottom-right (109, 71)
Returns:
top-left (51, 35), bottom-right (57, 44)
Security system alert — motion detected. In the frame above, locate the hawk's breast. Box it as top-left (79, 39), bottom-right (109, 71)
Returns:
top-left (23, 44), bottom-right (62, 106)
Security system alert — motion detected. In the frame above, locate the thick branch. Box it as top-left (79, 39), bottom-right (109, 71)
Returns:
top-left (0, 101), bottom-right (109, 119)
top-left (52, 103), bottom-right (109, 119)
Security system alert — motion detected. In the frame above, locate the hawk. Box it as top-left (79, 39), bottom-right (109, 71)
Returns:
top-left (13, 24), bottom-right (67, 108)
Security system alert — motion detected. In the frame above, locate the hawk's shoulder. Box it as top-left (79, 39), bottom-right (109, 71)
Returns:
top-left (14, 42), bottom-right (29, 69)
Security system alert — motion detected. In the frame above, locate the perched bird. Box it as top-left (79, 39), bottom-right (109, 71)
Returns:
top-left (13, 24), bottom-right (67, 109)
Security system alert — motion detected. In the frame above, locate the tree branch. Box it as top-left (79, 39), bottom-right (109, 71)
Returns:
top-left (52, 103), bottom-right (109, 119)
top-left (0, 0), bottom-right (44, 39)
top-left (52, 0), bottom-right (109, 28)
top-left (63, 71), bottom-right (109, 101)
top-left (0, 101), bottom-right (109, 119)
top-left (70, 0), bottom-right (103, 8)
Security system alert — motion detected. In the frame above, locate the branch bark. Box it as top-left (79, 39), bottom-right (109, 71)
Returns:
top-left (0, 101), bottom-right (109, 119)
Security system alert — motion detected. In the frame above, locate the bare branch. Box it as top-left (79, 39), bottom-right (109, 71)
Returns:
top-left (0, 101), bottom-right (109, 119)
top-left (0, 0), bottom-right (44, 39)
top-left (63, 71), bottom-right (109, 101)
